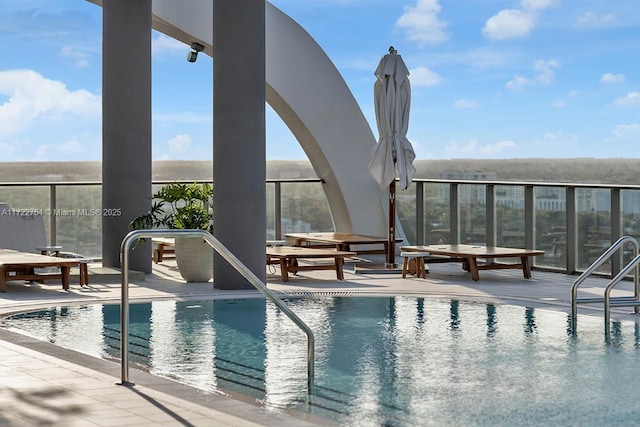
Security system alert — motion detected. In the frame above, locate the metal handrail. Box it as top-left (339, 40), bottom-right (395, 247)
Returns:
top-left (118, 229), bottom-right (315, 393)
top-left (604, 253), bottom-right (640, 330)
top-left (570, 235), bottom-right (640, 330)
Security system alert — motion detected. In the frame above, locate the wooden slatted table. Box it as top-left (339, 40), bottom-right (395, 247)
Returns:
top-left (285, 232), bottom-right (402, 256)
top-left (400, 244), bottom-right (545, 281)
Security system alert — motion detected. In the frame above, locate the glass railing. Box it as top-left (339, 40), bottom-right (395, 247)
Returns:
top-left (0, 179), bottom-right (326, 259)
top-left (2, 177), bottom-right (640, 278)
top-left (403, 179), bottom-right (640, 277)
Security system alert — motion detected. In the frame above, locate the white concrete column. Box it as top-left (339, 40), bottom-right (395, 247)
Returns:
top-left (213, 0), bottom-right (266, 289)
top-left (102, 0), bottom-right (152, 272)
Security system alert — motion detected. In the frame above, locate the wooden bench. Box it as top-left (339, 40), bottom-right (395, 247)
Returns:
top-left (266, 246), bottom-right (356, 282)
top-left (400, 244), bottom-right (545, 281)
top-left (0, 249), bottom-right (81, 292)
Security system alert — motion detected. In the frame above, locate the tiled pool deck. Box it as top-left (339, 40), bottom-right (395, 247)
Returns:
top-left (0, 258), bottom-right (636, 426)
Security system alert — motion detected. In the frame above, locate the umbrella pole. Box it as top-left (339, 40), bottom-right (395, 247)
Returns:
top-left (387, 180), bottom-right (397, 268)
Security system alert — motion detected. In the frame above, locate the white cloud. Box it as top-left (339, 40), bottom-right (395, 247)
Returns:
top-left (613, 92), bottom-right (640, 108)
top-left (482, 0), bottom-right (557, 41)
top-left (168, 134), bottom-right (193, 153)
top-left (482, 9), bottom-right (536, 40)
top-left (410, 66), bottom-right (443, 87)
top-left (600, 73), bottom-right (625, 84)
top-left (506, 75), bottom-right (533, 91)
top-left (444, 138), bottom-right (516, 157)
top-left (577, 11), bottom-right (615, 27)
top-left (396, 0), bottom-right (448, 45)
top-left (444, 139), bottom-right (478, 157)
top-left (152, 33), bottom-right (189, 57)
top-left (538, 131), bottom-right (579, 145)
top-left (0, 69), bottom-right (101, 135)
top-left (551, 91), bottom-right (578, 108)
top-left (506, 59), bottom-right (559, 91)
top-left (533, 59), bottom-right (559, 84)
top-left (59, 46), bottom-right (91, 68)
top-left (35, 139), bottom-right (89, 159)
top-left (479, 140), bottom-right (516, 156)
top-left (521, 0), bottom-right (558, 11)
top-left (612, 123), bottom-right (640, 138)
top-left (453, 99), bottom-right (478, 109)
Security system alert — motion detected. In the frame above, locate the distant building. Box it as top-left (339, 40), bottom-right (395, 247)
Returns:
top-left (266, 217), bottom-right (312, 239)
top-left (435, 171), bottom-right (617, 214)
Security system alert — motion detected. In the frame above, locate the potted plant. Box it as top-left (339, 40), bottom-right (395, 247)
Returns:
top-left (129, 182), bottom-right (214, 282)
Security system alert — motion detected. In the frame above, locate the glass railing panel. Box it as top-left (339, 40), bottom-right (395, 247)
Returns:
top-left (0, 186), bottom-right (50, 213)
top-left (496, 185), bottom-right (525, 249)
top-left (0, 185), bottom-right (51, 248)
top-left (54, 185), bottom-right (102, 258)
top-left (576, 188), bottom-right (611, 273)
top-left (424, 183), bottom-right (450, 244)
top-left (266, 183), bottom-right (276, 240)
top-left (397, 184), bottom-right (416, 245)
top-left (459, 184), bottom-right (486, 245)
top-left (621, 189), bottom-right (640, 266)
top-left (280, 182), bottom-right (332, 234)
top-left (534, 186), bottom-right (566, 269)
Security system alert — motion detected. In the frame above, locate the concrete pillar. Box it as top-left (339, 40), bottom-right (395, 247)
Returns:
top-left (213, 1), bottom-right (266, 289)
top-left (102, 0), bottom-right (152, 272)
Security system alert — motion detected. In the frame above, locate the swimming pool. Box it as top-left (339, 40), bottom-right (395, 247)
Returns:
top-left (3, 295), bottom-right (640, 426)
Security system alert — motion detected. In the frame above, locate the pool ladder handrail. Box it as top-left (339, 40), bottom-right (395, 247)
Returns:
top-left (603, 252), bottom-right (640, 332)
top-left (118, 229), bottom-right (315, 393)
top-left (570, 235), bottom-right (640, 331)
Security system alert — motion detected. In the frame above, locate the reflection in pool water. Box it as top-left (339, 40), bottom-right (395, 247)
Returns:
top-left (4, 296), bottom-right (640, 426)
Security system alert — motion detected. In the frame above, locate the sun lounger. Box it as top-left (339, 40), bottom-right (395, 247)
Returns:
top-left (152, 238), bottom-right (175, 263)
top-left (266, 246), bottom-right (356, 282)
top-left (0, 249), bottom-right (82, 292)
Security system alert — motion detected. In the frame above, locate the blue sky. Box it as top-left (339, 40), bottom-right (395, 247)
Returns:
top-left (0, 0), bottom-right (639, 162)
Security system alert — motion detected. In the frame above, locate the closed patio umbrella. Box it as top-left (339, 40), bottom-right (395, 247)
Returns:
top-left (369, 47), bottom-right (416, 268)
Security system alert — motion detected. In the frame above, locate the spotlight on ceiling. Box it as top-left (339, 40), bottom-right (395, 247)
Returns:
top-left (187, 42), bottom-right (205, 63)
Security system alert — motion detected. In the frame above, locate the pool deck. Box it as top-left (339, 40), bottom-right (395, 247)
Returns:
top-left (0, 257), bottom-right (636, 426)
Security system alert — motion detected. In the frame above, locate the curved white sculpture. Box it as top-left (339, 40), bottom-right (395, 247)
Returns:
top-left (96, 0), bottom-right (396, 238)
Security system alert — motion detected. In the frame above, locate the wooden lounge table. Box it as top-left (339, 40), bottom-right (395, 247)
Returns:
top-left (400, 244), bottom-right (545, 281)
top-left (266, 246), bottom-right (356, 282)
top-left (0, 249), bottom-right (80, 292)
top-left (285, 232), bottom-right (402, 256)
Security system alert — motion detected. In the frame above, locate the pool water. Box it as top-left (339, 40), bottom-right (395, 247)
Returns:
top-left (4, 296), bottom-right (640, 426)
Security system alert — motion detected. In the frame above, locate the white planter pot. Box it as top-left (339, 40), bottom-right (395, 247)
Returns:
top-left (175, 237), bottom-right (214, 282)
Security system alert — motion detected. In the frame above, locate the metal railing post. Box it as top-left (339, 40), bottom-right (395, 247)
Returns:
top-left (611, 188), bottom-right (622, 276)
top-left (486, 184), bottom-right (495, 247)
top-left (449, 184), bottom-right (459, 244)
top-left (416, 182), bottom-right (424, 245)
top-left (524, 185), bottom-right (535, 250)
top-left (275, 181), bottom-right (282, 240)
top-left (49, 184), bottom-right (57, 245)
top-left (566, 186), bottom-right (577, 274)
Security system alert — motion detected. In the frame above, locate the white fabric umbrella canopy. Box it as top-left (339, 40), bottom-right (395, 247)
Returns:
top-left (368, 47), bottom-right (416, 267)
top-left (369, 49), bottom-right (416, 191)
